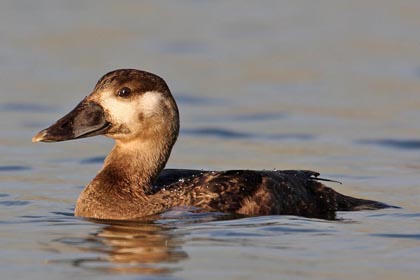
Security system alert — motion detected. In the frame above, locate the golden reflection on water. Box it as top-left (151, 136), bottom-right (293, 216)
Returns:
top-left (50, 220), bottom-right (188, 275)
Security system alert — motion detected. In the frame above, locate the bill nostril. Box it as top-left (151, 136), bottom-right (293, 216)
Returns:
top-left (60, 121), bottom-right (73, 130)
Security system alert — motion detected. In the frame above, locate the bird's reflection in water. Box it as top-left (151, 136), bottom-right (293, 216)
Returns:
top-left (51, 218), bottom-right (188, 275)
top-left (97, 222), bottom-right (187, 274)
top-left (49, 211), bottom-right (233, 275)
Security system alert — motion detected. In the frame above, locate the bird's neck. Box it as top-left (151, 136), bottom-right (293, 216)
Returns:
top-left (75, 137), bottom-right (176, 219)
top-left (98, 137), bottom-right (174, 193)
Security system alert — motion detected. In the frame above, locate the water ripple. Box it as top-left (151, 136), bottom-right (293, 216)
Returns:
top-left (367, 212), bottom-right (420, 218)
top-left (261, 225), bottom-right (333, 234)
top-left (357, 139), bottom-right (420, 150)
top-left (0, 165), bottom-right (31, 172)
top-left (175, 94), bottom-right (226, 105)
top-left (370, 233), bottom-right (420, 240)
top-left (80, 156), bottom-right (105, 165)
top-left (0, 200), bottom-right (30, 206)
top-left (183, 128), bottom-right (249, 139)
top-left (0, 102), bottom-right (56, 113)
top-left (231, 112), bottom-right (287, 121)
top-left (183, 127), bottom-right (314, 141)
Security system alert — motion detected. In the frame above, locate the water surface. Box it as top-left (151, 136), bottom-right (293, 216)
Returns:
top-left (1, 1), bottom-right (419, 279)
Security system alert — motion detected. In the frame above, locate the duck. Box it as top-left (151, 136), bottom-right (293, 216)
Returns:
top-left (32, 69), bottom-right (391, 220)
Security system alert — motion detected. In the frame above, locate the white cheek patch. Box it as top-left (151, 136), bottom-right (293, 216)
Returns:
top-left (141, 91), bottom-right (163, 117)
top-left (99, 91), bottom-right (163, 128)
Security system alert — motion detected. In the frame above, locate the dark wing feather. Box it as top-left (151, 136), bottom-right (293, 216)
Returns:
top-left (154, 168), bottom-right (205, 188)
top-left (153, 169), bottom-right (392, 220)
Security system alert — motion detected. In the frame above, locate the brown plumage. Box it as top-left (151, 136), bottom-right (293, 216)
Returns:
top-left (32, 69), bottom-right (391, 220)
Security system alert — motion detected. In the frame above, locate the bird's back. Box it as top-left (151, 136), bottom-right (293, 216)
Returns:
top-left (153, 169), bottom-right (390, 220)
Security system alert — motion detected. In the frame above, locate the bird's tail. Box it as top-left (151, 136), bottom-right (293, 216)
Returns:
top-left (335, 192), bottom-right (397, 211)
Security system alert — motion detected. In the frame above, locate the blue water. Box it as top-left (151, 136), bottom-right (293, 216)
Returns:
top-left (1, 1), bottom-right (420, 279)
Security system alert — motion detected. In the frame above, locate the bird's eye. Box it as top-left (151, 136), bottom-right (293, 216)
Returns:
top-left (117, 87), bottom-right (132, 98)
